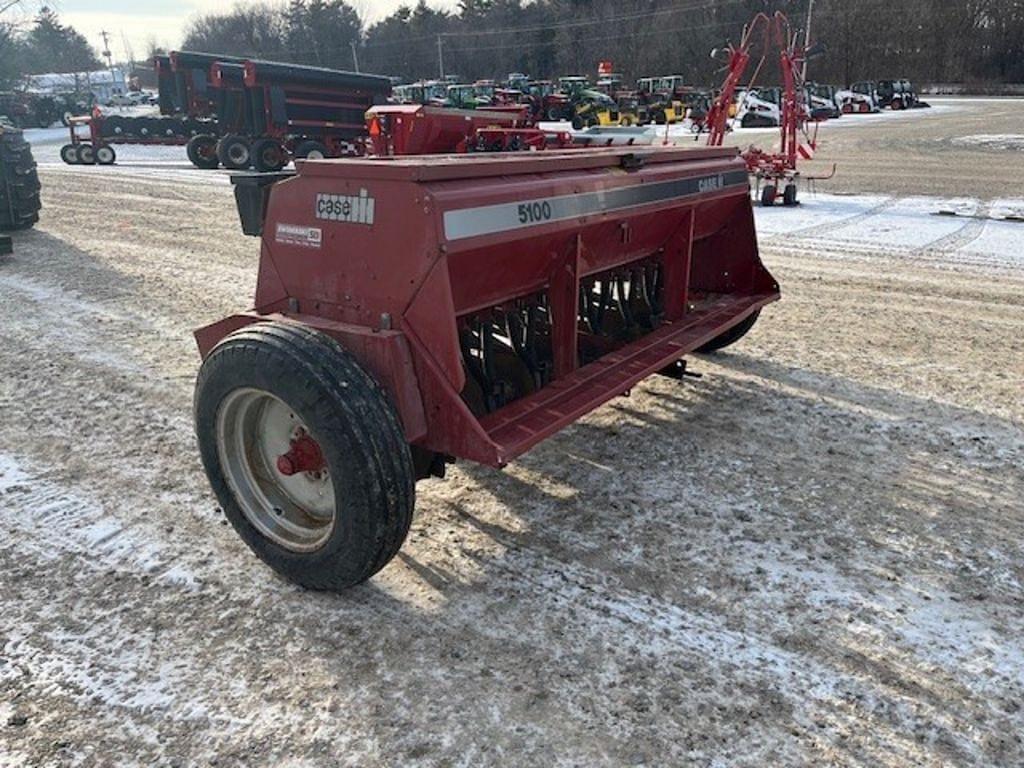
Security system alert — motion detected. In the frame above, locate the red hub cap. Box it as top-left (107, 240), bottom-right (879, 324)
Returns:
top-left (277, 430), bottom-right (326, 476)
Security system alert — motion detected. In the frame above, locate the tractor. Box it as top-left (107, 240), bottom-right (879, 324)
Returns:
top-left (526, 80), bottom-right (570, 121)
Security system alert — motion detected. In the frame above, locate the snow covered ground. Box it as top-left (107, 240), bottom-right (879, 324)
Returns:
top-left (756, 192), bottom-right (1024, 272)
top-left (2, 95), bottom-right (1023, 767)
top-left (26, 140), bottom-right (1024, 274)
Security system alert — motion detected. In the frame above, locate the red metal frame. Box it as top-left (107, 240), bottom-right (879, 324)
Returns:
top-left (705, 12), bottom-right (824, 196)
top-left (196, 147), bottom-right (779, 467)
top-left (242, 60), bottom-right (389, 155)
top-left (65, 112), bottom-right (191, 152)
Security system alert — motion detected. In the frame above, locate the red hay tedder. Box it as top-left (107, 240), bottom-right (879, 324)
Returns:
top-left (193, 142), bottom-right (778, 591)
top-left (705, 11), bottom-right (833, 206)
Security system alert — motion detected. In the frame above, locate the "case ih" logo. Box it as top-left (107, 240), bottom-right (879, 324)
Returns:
top-left (316, 190), bottom-right (375, 225)
top-left (698, 174), bottom-right (724, 193)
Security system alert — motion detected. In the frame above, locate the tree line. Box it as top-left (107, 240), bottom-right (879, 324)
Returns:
top-left (0, 7), bottom-right (102, 88)
top-left (181, 0), bottom-right (1024, 87)
top-left (4, 1), bottom-right (1024, 91)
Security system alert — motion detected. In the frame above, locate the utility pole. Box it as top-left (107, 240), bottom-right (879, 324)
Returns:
top-left (437, 35), bottom-right (444, 80)
top-left (350, 40), bottom-right (360, 72)
top-left (100, 30), bottom-right (119, 101)
top-left (100, 30), bottom-right (114, 71)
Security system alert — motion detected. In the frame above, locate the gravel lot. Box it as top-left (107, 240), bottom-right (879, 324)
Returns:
top-left (2, 99), bottom-right (1023, 767)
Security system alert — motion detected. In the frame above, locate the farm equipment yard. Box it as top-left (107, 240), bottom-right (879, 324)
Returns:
top-left (2, 94), bottom-right (1023, 767)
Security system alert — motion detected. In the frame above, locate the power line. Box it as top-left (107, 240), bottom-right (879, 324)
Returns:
top-left (440, 15), bottom-right (759, 56)
top-left (360, 0), bottom-right (752, 50)
top-left (438, 0), bottom-right (751, 39)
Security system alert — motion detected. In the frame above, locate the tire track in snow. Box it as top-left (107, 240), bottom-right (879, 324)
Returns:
top-left (764, 196), bottom-right (899, 242)
top-left (0, 454), bottom-right (197, 588)
top-left (911, 203), bottom-right (990, 257)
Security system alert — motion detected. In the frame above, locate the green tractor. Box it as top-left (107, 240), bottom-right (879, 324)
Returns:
top-left (444, 83), bottom-right (495, 110)
top-left (0, 119), bottom-right (41, 243)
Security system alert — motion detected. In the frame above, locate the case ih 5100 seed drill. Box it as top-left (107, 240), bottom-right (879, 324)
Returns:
top-left (193, 142), bottom-right (779, 591)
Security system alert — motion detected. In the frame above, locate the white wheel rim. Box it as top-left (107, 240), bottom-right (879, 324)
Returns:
top-left (216, 389), bottom-right (336, 552)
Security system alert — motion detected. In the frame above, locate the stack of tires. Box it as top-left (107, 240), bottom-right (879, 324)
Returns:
top-left (0, 121), bottom-right (41, 234)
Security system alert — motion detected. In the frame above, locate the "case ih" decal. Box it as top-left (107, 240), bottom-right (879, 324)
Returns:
top-left (316, 190), bottom-right (375, 225)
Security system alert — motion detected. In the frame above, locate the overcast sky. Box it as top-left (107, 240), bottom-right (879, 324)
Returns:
top-left (41, 1), bottom-right (457, 62)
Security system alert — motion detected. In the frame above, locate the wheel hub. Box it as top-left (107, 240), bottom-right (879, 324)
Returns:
top-left (216, 389), bottom-right (336, 552)
top-left (276, 429), bottom-right (325, 477)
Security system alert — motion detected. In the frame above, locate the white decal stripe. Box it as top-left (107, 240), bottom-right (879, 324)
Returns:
top-left (442, 171), bottom-right (748, 241)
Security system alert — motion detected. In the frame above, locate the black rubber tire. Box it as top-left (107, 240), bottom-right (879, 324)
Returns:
top-left (76, 144), bottom-right (95, 165)
top-left (294, 140), bottom-right (329, 160)
top-left (696, 310), bottom-right (761, 353)
top-left (782, 184), bottom-right (797, 206)
top-left (0, 130), bottom-right (41, 231)
top-left (216, 135), bottom-right (251, 170)
top-left (760, 184), bottom-right (776, 207)
top-left (95, 144), bottom-right (116, 165)
top-left (571, 115), bottom-right (584, 130)
top-left (251, 138), bottom-right (288, 172)
top-left (186, 135), bottom-right (220, 169)
top-left (194, 321), bottom-right (415, 591)
top-left (60, 144), bottom-right (79, 164)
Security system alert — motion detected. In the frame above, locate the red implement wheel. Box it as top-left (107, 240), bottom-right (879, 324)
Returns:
top-left (195, 321), bottom-right (415, 591)
top-left (217, 136), bottom-right (251, 170)
top-left (294, 140), bottom-right (328, 160)
top-left (697, 310), bottom-right (761, 353)
top-left (60, 144), bottom-right (79, 164)
top-left (75, 144), bottom-right (95, 165)
top-left (186, 134), bottom-right (219, 170)
top-left (252, 138), bottom-right (288, 172)
top-left (760, 184), bottom-right (776, 207)
top-left (95, 144), bottom-right (116, 165)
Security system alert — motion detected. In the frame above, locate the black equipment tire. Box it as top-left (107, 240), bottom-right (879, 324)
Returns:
top-left (251, 138), bottom-right (288, 172)
top-left (216, 135), bottom-right (251, 170)
top-left (186, 134), bottom-right (220, 169)
top-left (782, 184), bottom-right (797, 206)
top-left (696, 310), bottom-right (761, 353)
top-left (95, 144), bottom-right (116, 165)
top-left (60, 144), bottom-right (79, 164)
top-left (294, 140), bottom-right (329, 160)
top-left (0, 129), bottom-right (41, 231)
top-left (760, 184), bottom-right (776, 207)
top-left (194, 321), bottom-right (415, 591)
top-left (75, 144), bottom-right (95, 164)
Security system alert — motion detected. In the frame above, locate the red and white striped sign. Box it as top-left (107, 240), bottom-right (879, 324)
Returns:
top-left (797, 142), bottom-right (816, 160)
